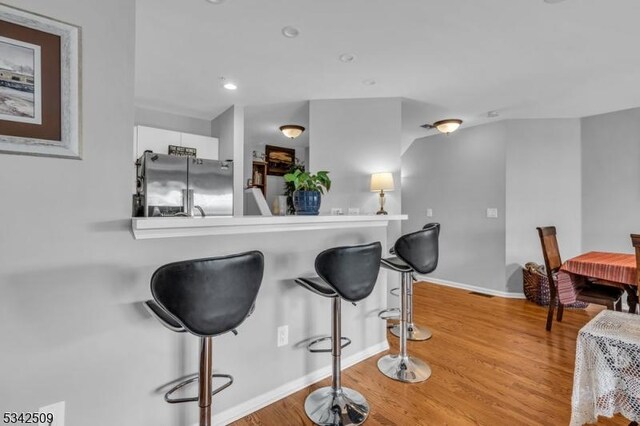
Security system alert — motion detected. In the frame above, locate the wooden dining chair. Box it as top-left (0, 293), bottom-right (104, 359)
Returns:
top-left (536, 226), bottom-right (624, 331)
top-left (631, 234), bottom-right (640, 313)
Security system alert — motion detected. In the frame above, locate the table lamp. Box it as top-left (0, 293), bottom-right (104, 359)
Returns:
top-left (370, 172), bottom-right (394, 215)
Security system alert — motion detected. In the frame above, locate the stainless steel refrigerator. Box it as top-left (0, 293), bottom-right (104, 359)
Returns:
top-left (135, 152), bottom-right (233, 217)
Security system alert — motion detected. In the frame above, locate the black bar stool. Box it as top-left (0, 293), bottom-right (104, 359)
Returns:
top-left (379, 223), bottom-right (440, 341)
top-left (295, 242), bottom-right (382, 426)
top-left (145, 251), bottom-right (264, 426)
top-left (378, 226), bottom-right (439, 383)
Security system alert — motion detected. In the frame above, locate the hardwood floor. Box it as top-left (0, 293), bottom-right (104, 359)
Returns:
top-left (233, 282), bottom-right (630, 426)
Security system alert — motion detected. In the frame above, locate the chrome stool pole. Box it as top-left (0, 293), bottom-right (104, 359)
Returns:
top-left (388, 277), bottom-right (432, 341)
top-left (377, 271), bottom-right (432, 383)
top-left (305, 297), bottom-right (369, 426)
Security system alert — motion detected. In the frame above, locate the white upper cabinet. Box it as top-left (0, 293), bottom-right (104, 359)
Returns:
top-left (181, 132), bottom-right (219, 160)
top-left (134, 125), bottom-right (219, 161)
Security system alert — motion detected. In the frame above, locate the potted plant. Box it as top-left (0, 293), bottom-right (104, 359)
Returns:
top-left (283, 169), bottom-right (331, 215)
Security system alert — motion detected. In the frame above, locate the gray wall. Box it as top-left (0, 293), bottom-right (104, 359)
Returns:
top-left (0, 3), bottom-right (388, 426)
top-left (582, 107), bottom-right (640, 252)
top-left (505, 119), bottom-right (582, 292)
top-left (402, 122), bottom-right (507, 292)
top-left (309, 98), bottom-right (402, 216)
top-left (135, 106), bottom-right (213, 136)
top-left (211, 105), bottom-right (244, 215)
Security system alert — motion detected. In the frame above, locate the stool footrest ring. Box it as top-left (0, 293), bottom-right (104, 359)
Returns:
top-left (389, 287), bottom-right (400, 297)
top-left (378, 307), bottom-right (400, 320)
top-left (164, 373), bottom-right (234, 404)
top-left (307, 336), bottom-right (351, 353)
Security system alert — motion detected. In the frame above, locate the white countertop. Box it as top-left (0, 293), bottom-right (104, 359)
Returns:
top-left (131, 214), bottom-right (407, 239)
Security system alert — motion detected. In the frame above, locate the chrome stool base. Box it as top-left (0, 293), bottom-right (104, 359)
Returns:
top-left (304, 387), bottom-right (369, 426)
top-left (389, 323), bottom-right (432, 341)
top-left (377, 354), bottom-right (432, 383)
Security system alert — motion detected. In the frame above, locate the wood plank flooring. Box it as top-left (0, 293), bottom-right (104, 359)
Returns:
top-left (233, 282), bottom-right (630, 426)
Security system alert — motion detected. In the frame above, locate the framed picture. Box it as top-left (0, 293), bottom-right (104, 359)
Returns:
top-left (0, 4), bottom-right (81, 159)
top-left (265, 144), bottom-right (295, 176)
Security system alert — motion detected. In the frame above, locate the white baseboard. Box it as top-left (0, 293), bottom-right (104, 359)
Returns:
top-left (417, 276), bottom-right (526, 299)
top-left (207, 340), bottom-right (389, 426)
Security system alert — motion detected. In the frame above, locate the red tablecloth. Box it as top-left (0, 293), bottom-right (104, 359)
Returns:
top-left (562, 252), bottom-right (637, 286)
top-left (556, 252), bottom-right (637, 305)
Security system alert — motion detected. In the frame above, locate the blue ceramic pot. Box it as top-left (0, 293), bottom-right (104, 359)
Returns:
top-left (292, 190), bottom-right (321, 215)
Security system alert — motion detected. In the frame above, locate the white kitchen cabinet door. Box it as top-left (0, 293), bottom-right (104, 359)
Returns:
top-left (181, 133), bottom-right (219, 160)
top-left (135, 125), bottom-right (181, 160)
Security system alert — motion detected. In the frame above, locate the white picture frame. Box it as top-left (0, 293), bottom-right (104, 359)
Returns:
top-left (0, 4), bottom-right (81, 159)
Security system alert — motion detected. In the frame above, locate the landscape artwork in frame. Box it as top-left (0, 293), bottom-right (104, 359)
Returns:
top-left (265, 144), bottom-right (295, 176)
top-left (0, 36), bottom-right (41, 124)
top-left (0, 4), bottom-right (81, 159)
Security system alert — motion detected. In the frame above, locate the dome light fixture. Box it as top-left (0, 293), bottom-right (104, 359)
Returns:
top-left (279, 124), bottom-right (305, 139)
top-left (421, 118), bottom-right (463, 134)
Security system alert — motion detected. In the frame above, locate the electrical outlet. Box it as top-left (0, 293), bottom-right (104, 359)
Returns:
top-left (39, 401), bottom-right (65, 426)
top-left (426, 208), bottom-right (433, 217)
top-left (277, 325), bottom-right (288, 347)
top-left (486, 208), bottom-right (498, 218)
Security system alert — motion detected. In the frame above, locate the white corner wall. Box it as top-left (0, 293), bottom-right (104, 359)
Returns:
top-left (582, 107), bottom-right (640, 253)
top-left (211, 105), bottom-right (244, 215)
top-left (505, 119), bottom-right (582, 292)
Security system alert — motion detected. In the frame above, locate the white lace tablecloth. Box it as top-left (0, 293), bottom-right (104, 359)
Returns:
top-left (571, 310), bottom-right (640, 426)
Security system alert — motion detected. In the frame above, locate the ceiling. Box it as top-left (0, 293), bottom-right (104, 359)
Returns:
top-left (135, 0), bottom-right (640, 129)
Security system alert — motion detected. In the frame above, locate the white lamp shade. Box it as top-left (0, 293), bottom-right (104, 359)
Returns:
top-left (434, 119), bottom-right (462, 134)
top-left (370, 172), bottom-right (395, 192)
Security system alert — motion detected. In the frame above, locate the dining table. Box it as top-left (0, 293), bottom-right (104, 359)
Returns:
top-left (559, 251), bottom-right (638, 313)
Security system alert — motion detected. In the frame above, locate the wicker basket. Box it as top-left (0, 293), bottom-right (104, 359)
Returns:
top-left (523, 262), bottom-right (587, 308)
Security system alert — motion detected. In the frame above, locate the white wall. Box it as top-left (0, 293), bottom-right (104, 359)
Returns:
top-left (582, 107), bottom-right (640, 252)
top-left (211, 105), bottom-right (244, 215)
top-left (135, 106), bottom-right (213, 136)
top-left (0, 3), bottom-right (389, 426)
top-left (505, 119), bottom-right (582, 292)
top-left (309, 98), bottom-right (402, 216)
top-left (403, 118), bottom-right (583, 294)
top-left (402, 122), bottom-right (508, 292)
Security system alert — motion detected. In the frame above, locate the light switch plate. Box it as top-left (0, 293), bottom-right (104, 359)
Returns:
top-left (277, 325), bottom-right (288, 347)
top-left (426, 208), bottom-right (433, 217)
top-left (486, 208), bottom-right (498, 218)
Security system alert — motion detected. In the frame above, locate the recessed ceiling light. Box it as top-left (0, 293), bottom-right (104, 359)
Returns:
top-left (223, 82), bottom-right (237, 90)
top-left (339, 53), bottom-right (356, 63)
top-left (281, 26), bottom-right (300, 38)
top-left (487, 110), bottom-right (500, 118)
top-left (544, 0), bottom-right (567, 3)
top-left (205, 0), bottom-right (226, 4)
top-left (362, 79), bottom-right (376, 86)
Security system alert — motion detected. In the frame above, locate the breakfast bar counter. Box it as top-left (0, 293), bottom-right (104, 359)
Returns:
top-left (131, 214), bottom-right (407, 239)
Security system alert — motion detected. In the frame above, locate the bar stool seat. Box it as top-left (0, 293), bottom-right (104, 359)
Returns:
top-left (296, 276), bottom-right (338, 298)
top-left (380, 257), bottom-right (412, 272)
top-left (146, 251), bottom-right (264, 426)
top-left (296, 242), bottom-right (382, 426)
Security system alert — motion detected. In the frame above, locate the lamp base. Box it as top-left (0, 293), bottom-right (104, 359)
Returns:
top-left (376, 209), bottom-right (388, 215)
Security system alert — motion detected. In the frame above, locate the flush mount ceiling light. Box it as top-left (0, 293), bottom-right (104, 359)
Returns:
top-left (279, 125), bottom-right (305, 139)
top-left (339, 53), bottom-right (356, 63)
top-left (420, 119), bottom-right (463, 134)
top-left (281, 26), bottom-right (300, 38)
top-left (223, 82), bottom-right (237, 90)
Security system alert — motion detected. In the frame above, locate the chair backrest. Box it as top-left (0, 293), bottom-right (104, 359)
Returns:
top-left (537, 226), bottom-right (562, 290)
top-left (631, 234), bottom-right (640, 298)
top-left (315, 242), bottom-right (382, 302)
top-left (150, 251), bottom-right (264, 337)
top-left (423, 222), bottom-right (441, 235)
top-left (394, 226), bottom-right (439, 274)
